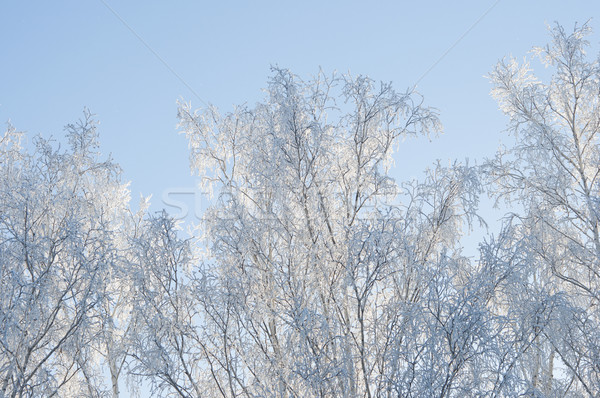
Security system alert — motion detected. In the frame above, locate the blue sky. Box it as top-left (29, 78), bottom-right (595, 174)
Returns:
top-left (1, 1), bottom-right (598, 224)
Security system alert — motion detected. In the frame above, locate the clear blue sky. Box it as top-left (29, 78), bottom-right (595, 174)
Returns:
top-left (1, 1), bottom-right (598, 223)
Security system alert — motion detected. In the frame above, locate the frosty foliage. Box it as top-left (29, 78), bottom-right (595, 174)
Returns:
top-left (175, 69), bottom-right (506, 397)
top-left (2, 22), bottom-right (600, 398)
top-left (486, 21), bottom-right (600, 396)
top-left (0, 112), bottom-right (133, 397)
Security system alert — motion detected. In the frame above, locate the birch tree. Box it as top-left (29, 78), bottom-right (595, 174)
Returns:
top-left (177, 68), bottom-right (500, 396)
top-left (0, 112), bottom-right (133, 397)
top-left (488, 21), bottom-right (600, 396)
top-left (127, 211), bottom-right (205, 397)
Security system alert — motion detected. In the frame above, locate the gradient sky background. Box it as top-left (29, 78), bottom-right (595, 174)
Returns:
top-left (1, 1), bottom-right (598, 230)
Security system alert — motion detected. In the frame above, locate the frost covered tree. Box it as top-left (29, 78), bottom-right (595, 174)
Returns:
top-left (126, 211), bottom-right (203, 397)
top-left (176, 68), bottom-right (505, 397)
top-left (488, 22), bottom-right (600, 395)
top-left (0, 113), bottom-right (142, 397)
top-left (5, 21), bottom-right (600, 398)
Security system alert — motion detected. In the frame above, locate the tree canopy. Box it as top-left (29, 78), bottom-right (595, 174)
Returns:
top-left (1, 22), bottom-right (599, 397)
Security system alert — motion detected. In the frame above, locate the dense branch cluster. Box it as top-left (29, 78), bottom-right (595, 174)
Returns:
top-left (1, 23), bottom-right (599, 397)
